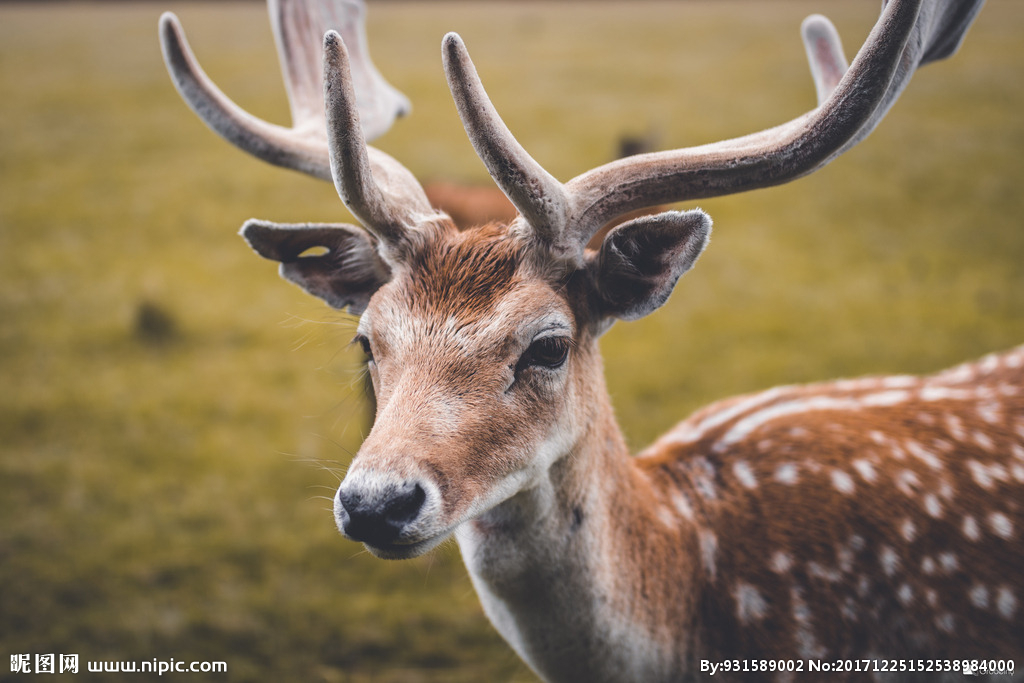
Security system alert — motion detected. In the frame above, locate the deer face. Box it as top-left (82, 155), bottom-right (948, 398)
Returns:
top-left (335, 223), bottom-right (588, 558)
top-left (243, 211), bottom-right (711, 559)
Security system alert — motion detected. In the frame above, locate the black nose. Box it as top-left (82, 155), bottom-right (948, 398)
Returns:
top-left (336, 482), bottom-right (426, 547)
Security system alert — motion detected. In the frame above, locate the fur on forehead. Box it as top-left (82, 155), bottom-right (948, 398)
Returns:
top-left (390, 222), bottom-right (562, 321)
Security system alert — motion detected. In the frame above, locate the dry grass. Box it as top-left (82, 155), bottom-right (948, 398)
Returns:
top-left (1, 1), bottom-right (1022, 681)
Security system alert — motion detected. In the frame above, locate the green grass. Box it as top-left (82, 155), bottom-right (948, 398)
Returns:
top-left (1, 1), bottom-right (1022, 681)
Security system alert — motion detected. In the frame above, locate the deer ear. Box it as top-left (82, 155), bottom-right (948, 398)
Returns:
top-left (587, 209), bottom-right (711, 323)
top-left (240, 219), bottom-right (390, 314)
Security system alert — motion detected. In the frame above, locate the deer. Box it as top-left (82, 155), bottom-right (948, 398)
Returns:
top-left (159, 0), bottom-right (1022, 680)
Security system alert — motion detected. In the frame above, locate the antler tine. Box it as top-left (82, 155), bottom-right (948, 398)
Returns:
top-left (802, 14), bottom-right (849, 106)
top-left (323, 31), bottom-right (435, 251)
top-left (159, 11), bottom-right (332, 179)
top-left (561, 0), bottom-right (931, 248)
top-left (562, 0), bottom-right (991, 247)
top-left (442, 33), bottom-right (571, 253)
top-left (159, 0), bottom-right (409, 182)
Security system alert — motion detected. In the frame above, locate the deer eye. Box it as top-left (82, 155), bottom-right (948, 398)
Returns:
top-left (517, 336), bottom-right (570, 373)
top-left (353, 334), bottom-right (374, 363)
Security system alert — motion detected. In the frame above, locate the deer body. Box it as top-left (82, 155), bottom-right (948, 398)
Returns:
top-left (456, 341), bottom-right (1024, 682)
top-left (157, 0), bottom-right (1019, 680)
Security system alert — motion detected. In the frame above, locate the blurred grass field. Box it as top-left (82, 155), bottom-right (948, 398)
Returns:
top-left (1, 1), bottom-right (1022, 681)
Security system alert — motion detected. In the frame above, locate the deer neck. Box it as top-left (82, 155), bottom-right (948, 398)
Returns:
top-left (455, 348), bottom-right (702, 682)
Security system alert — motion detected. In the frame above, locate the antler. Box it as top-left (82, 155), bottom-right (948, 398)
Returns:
top-left (161, 0), bottom-right (436, 249)
top-left (444, 0), bottom-right (984, 261)
top-left (322, 31), bottom-right (434, 251)
top-left (158, 0), bottom-right (408, 180)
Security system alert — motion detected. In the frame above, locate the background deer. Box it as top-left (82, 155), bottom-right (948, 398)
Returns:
top-left (160, 0), bottom-right (1021, 681)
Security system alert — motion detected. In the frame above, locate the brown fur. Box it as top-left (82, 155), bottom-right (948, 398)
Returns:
top-left (638, 351), bottom-right (1024, 670)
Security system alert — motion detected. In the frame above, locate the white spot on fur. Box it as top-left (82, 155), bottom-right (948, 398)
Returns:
top-left (923, 493), bottom-right (943, 518)
top-left (808, 561), bottom-right (842, 583)
top-left (841, 597), bottom-right (859, 622)
top-left (1013, 443), bottom-right (1024, 462)
top-left (980, 352), bottom-right (1001, 373)
top-left (936, 613), bottom-right (955, 633)
top-left (938, 552), bottom-right (958, 574)
top-left (791, 586), bottom-right (811, 624)
top-left (895, 470), bottom-right (921, 497)
top-left (906, 440), bottom-right (943, 470)
top-left (770, 551), bottom-right (793, 574)
top-left (1012, 463), bottom-right (1024, 483)
top-left (943, 414), bottom-right (966, 441)
top-left (925, 588), bottom-right (938, 608)
top-left (921, 386), bottom-right (975, 402)
top-left (999, 383), bottom-right (1021, 396)
top-left (831, 469), bottom-right (855, 495)
top-left (996, 586), bottom-right (1018, 619)
top-left (988, 512), bottom-right (1013, 539)
top-left (977, 402), bottom-right (1002, 424)
top-left (885, 375), bottom-right (918, 389)
top-left (936, 360), bottom-right (975, 384)
top-left (900, 519), bottom-right (917, 543)
top-left (963, 515), bottom-right (981, 542)
top-left (898, 583), bottom-right (914, 605)
top-left (774, 463), bottom-right (799, 485)
top-left (733, 460), bottom-right (758, 489)
top-left (836, 546), bottom-right (854, 573)
top-left (802, 459), bottom-right (822, 475)
top-left (691, 457), bottom-right (718, 500)
top-left (973, 430), bottom-right (996, 452)
top-left (856, 575), bottom-right (871, 598)
top-left (790, 586), bottom-right (826, 658)
top-left (670, 490), bottom-right (695, 521)
top-left (700, 530), bottom-right (718, 578)
top-left (969, 584), bottom-right (989, 609)
top-left (734, 582), bottom-right (769, 624)
top-left (852, 459), bottom-right (877, 483)
top-left (921, 556), bottom-right (936, 575)
top-left (656, 504), bottom-right (678, 529)
top-left (862, 390), bottom-right (912, 407)
top-left (879, 546), bottom-right (900, 576)
top-left (849, 535), bottom-right (866, 552)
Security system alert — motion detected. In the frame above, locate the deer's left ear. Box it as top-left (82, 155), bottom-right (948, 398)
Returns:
top-left (241, 219), bottom-right (390, 314)
top-left (585, 209), bottom-right (711, 323)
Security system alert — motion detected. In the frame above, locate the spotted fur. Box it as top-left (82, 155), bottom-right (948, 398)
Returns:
top-left (637, 346), bottom-right (1024, 676)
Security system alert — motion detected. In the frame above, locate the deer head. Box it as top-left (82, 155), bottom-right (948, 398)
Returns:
top-left (159, 0), bottom-right (983, 560)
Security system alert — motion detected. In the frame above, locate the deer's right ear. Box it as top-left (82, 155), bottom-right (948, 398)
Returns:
top-left (240, 220), bottom-right (390, 314)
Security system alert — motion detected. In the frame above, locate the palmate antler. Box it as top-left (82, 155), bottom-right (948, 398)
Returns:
top-left (160, 0), bottom-right (984, 266)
